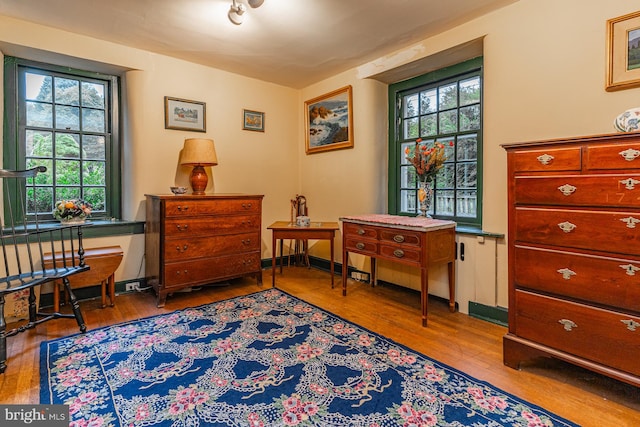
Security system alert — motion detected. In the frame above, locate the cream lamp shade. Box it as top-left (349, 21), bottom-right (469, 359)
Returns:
top-left (180, 138), bottom-right (218, 195)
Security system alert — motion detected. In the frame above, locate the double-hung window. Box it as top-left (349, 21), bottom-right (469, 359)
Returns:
top-left (388, 57), bottom-right (482, 227)
top-left (3, 57), bottom-right (120, 220)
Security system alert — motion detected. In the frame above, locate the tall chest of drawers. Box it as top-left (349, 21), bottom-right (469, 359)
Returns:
top-left (503, 132), bottom-right (640, 387)
top-left (145, 194), bottom-right (263, 307)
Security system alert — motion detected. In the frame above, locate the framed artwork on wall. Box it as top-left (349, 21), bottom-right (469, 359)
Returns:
top-left (304, 85), bottom-right (353, 154)
top-left (164, 96), bottom-right (206, 132)
top-left (606, 11), bottom-right (640, 91)
top-left (243, 109), bottom-right (265, 132)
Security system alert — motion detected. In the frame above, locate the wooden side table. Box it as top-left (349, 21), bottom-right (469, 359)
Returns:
top-left (268, 221), bottom-right (339, 288)
top-left (43, 245), bottom-right (123, 310)
top-left (340, 214), bottom-right (456, 326)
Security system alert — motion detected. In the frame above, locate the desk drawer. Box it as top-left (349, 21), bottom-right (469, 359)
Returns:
top-left (515, 207), bottom-right (640, 255)
top-left (164, 252), bottom-right (261, 287)
top-left (165, 198), bottom-right (261, 217)
top-left (164, 232), bottom-right (260, 262)
top-left (379, 244), bottom-right (422, 266)
top-left (585, 142), bottom-right (640, 171)
top-left (343, 222), bottom-right (378, 240)
top-left (515, 290), bottom-right (640, 376)
top-left (344, 237), bottom-right (377, 256)
top-left (165, 215), bottom-right (260, 237)
top-left (512, 147), bottom-right (581, 172)
top-left (379, 229), bottom-right (421, 247)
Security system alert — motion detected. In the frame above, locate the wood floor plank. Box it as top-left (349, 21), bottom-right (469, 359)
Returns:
top-left (0, 267), bottom-right (638, 426)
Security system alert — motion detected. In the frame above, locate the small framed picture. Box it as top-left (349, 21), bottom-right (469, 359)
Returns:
top-left (243, 109), bottom-right (265, 132)
top-left (304, 85), bottom-right (353, 154)
top-left (606, 11), bottom-right (640, 91)
top-left (164, 96), bottom-right (206, 132)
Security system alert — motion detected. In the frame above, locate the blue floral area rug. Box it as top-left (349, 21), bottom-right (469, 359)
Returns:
top-left (41, 289), bottom-right (579, 426)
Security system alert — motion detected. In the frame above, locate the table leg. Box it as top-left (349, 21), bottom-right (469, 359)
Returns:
top-left (280, 239), bottom-right (284, 273)
top-left (448, 260), bottom-right (456, 312)
top-left (101, 279), bottom-right (107, 308)
top-left (271, 233), bottom-right (276, 287)
top-left (370, 257), bottom-right (377, 287)
top-left (109, 274), bottom-right (116, 307)
top-left (330, 233), bottom-right (335, 288)
top-left (421, 266), bottom-right (429, 327)
top-left (342, 251), bottom-right (348, 296)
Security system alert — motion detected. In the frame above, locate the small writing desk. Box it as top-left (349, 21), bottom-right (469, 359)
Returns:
top-left (340, 214), bottom-right (456, 326)
top-left (268, 221), bottom-right (339, 288)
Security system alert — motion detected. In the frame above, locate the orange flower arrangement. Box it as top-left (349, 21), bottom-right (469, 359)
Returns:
top-left (405, 138), bottom-right (451, 183)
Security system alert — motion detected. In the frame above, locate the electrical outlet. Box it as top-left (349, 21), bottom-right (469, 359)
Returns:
top-left (125, 282), bottom-right (139, 292)
top-left (350, 272), bottom-right (360, 280)
top-left (360, 273), bottom-right (369, 282)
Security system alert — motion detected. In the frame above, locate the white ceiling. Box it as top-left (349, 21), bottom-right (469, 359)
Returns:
top-left (0, 0), bottom-right (517, 88)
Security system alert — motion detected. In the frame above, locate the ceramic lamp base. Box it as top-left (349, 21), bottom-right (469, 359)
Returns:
top-left (189, 165), bottom-right (208, 195)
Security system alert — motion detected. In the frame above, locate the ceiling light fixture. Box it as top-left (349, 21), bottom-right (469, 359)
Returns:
top-left (228, 0), bottom-right (264, 25)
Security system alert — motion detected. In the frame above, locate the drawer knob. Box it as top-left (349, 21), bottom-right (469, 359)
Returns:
top-left (357, 228), bottom-right (366, 235)
top-left (536, 153), bottom-right (554, 165)
top-left (557, 268), bottom-right (576, 280)
top-left (176, 224), bottom-right (189, 231)
top-left (557, 221), bottom-right (576, 233)
top-left (176, 269), bottom-right (188, 275)
top-left (393, 234), bottom-right (405, 243)
top-left (242, 239), bottom-right (251, 245)
top-left (557, 184), bottom-right (576, 196)
top-left (621, 319), bottom-right (640, 332)
top-left (177, 205), bottom-right (189, 212)
top-left (355, 242), bottom-right (365, 250)
top-left (619, 148), bottom-right (640, 161)
top-left (558, 319), bottom-right (577, 332)
top-left (176, 244), bottom-right (188, 252)
top-left (619, 263), bottom-right (640, 276)
top-left (393, 249), bottom-right (405, 258)
top-left (620, 216), bottom-right (640, 229)
top-left (620, 177), bottom-right (640, 190)
top-left (242, 203), bottom-right (252, 209)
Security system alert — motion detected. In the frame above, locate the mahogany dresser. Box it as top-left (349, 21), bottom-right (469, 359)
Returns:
top-left (145, 194), bottom-right (263, 307)
top-left (502, 132), bottom-right (640, 386)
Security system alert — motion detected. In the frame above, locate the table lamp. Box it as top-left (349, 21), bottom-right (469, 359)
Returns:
top-left (180, 138), bottom-right (218, 195)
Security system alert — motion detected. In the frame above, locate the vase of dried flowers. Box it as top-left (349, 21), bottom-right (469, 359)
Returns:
top-left (405, 137), bottom-right (451, 217)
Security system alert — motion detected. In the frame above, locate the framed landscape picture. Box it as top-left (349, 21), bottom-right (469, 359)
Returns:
top-left (243, 109), bottom-right (265, 132)
top-left (304, 85), bottom-right (353, 154)
top-left (606, 11), bottom-right (640, 91)
top-left (164, 96), bottom-right (206, 132)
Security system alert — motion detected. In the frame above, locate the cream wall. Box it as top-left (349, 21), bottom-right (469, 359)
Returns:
top-left (1, 0), bottom-right (639, 312)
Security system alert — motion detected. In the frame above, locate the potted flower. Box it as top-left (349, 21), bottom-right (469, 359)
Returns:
top-left (53, 199), bottom-right (92, 223)
top-left (405, 138), bottom-right (451, 217)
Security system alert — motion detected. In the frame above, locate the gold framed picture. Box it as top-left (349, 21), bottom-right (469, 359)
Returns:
top-left (243, 109), bottom-right (265, 132)
top-left (304, 86), bottom-right (353, 154)
top-left (606, 11), bottom-right (640, 91)
top-left (164, 96), bottom-right (206, 132)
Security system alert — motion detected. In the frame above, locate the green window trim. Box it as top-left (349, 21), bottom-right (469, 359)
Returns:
top-left (388, 57), bottom-right (483, 227)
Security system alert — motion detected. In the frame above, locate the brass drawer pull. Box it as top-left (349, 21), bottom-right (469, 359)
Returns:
top-left (557, 268), bottom-right (576, 280)
top-left (393, 249), bottom-right (404, 258)
top-left (536, 153), bottom-right (554, 165)
top-left (621, 319), bottom-right (640, 331)
top-left (558, 319), bottom-right (577, 331)
top-left (557, 221), bottom-right (576, 233)
top-left (619, 148), bottom-right (640, 161)
top-left (177, 205), bottom-right (189, 212)
top-left (176, 224), bottom-right (189, 231)
top-left (620, 178), bottom-right (640, 190)
top-left (355, 242), bottom-right (365, 250)
top-left (176, 269), bottom-right (188, 275)
top-left (557, 184), bottom-right (576, 196)
top-left (620, 216), bottom-right (640, 229)
top-left (619, 264), bottom-right (640, 276)
top-left (242, 239), bottom-right (251, 245)
top-left (176, 244), bottom-right (188, 252)
top-left (393, 234), bottom-right (405, 243)
top-left (242, 203), bottom-right (252, 209)
top-left (357, 228), bottom-right (365, 235)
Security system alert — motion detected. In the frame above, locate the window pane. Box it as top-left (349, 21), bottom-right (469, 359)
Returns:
top-left (83, 161), bottom-right (106, 185)
top-left (55, 133), bottom-right (80, 158)
top-left (56, 187), bottom-right (81, 201)
top-left (404, 117), bottom-right (419, 139)
top-left (54, 77), bottom-right (79, 105)
top-left (438, 110), bottom-right (457, 134)
top-left (26, 73), bottom-right (52, 102)
top-left (438, 83), bottom-right (457, 110)
top-left (437, 137), bottom-right (455, 161)
top-left (420, 114), bottom-right (437, 137)
top-left (400, 189), bottom-right (417, 213)
top-left (84, 187), bottom-right (105, 211)
top-left (436, 190), bottom-right (455, 216)
top-left (460, 77), bottom-right (480, 106)
top-left (83, 135), bottom-right (106, 160)
top-left (82, 108), bottom-right (105, 132)
top-left (404, 93), bottom-right (419, 118)
top-left (26, 101), bottom-right (52, 127)
top-left (420, 89), bottom-right (437, 113)
top-left (81, 82), bottom-right (105, 109)
top-left (26, 130), bottom-right (52, 157)
top-left (55, 105), bottom-right (80, 130)
top-left (456, 163), bottom-right (477, 188)
top-left (437, 163), bottom-right (455, 189)
top-left (459, 105), bottom-right (480, 131)
top-left (26, 159), bottom-right (53, 184)
top-left (457, 135), bottom-right (477, 161)
top-left (30, 186), bottom-right (53, 215)
top-left (56, 160), bottom-right (81, 185)
top-left (457, 190), bottom-right (477, 217)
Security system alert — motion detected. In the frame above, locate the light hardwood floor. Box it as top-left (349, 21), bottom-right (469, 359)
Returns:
top-left (1, 267), bottom-right (638, 426)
